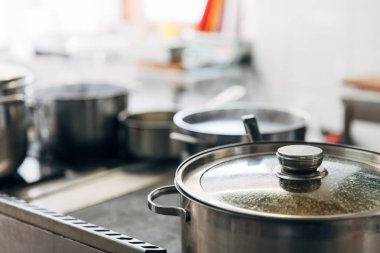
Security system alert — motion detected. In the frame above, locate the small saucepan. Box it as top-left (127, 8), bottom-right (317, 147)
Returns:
top-left (118, 110), bottom-right (179, 160)
top-left (171, 103), bottom-right (310, 158)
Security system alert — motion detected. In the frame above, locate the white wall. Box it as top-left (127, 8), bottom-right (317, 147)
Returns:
top-left (243, 0), bottom-right (380, 132)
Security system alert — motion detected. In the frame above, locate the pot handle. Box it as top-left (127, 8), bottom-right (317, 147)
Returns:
top-left (148, 185), bottom-right (190, 222)
top-left (242, 114), bottom-right (262, 142)
top-left (170, 132), bottom-right (199, 144)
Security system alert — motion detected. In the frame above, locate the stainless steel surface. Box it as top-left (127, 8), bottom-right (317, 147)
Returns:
top-left (169, 132), bottom-right (200, 145)
top-left (173, 104), bottom-right (308, 157)
top-left (0, 194), bottom-right (166, 253)
top-left (33, 83), bottom-right (128, 160)
top-left (149, 142), bottom-right (380, 253)
top-left (179, 193), bottom-right (379, 253)
top-left (242, 114), bottom-right (262, 141)
top-left (148, 185), bottom-right (190, 222)
top-left (276, 145), bottom-right (324, 174)
top-left (0, 62), bottom-right (32, 95)
top-left (118, 110), bottom-right (179, 159)
top-left (0, 95), bottom-right (28, 178)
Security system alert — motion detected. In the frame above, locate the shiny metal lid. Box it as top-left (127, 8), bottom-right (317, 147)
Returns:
top-left (176, 142), bottom-right (380, 217)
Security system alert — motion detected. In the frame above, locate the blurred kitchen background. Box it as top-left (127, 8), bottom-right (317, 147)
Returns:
top-left (1, 1), bottom-right (380, 252)
top-left (1, 0), bottom-right (380, 149)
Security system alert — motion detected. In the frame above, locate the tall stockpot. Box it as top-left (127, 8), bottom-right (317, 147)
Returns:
top-left (33, 83), bottom-right (128, 161)
top-left (149, 140), bottom-right (380, 252)
top-left (171, 104), bottom-right (309, 158)
top-left (0, 95), bottom-right (28, 177)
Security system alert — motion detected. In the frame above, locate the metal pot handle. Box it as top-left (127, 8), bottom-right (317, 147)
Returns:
top-left (170, 132), bottom-right (199, 144)
top-left (148, 185), bottom-right (190, 222)
top-left (242, 114), bottom-right (263, 142)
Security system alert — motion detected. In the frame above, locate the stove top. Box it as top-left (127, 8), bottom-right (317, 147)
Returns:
top-left (2, 142), bottom-right (177, 213)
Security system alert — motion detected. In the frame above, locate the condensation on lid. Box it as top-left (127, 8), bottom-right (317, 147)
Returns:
top-left (178, 143), bottom-right (380, 217)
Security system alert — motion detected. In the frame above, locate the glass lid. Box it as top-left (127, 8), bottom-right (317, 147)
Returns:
top-left (177, 143), bottom-right (380, 217)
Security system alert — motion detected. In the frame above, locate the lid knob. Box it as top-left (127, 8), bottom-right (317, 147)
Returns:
top-left (276, 145), bottom-right (323, 174)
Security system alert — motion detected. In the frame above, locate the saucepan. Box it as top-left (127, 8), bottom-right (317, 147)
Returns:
top-left (33, 83), bottom-right (128, 161)
top-left (118, 110), bottom-right (179, 160)
top-left (171, 103), bottom-right (310, 158)
top-left (117, 85), bottom-right (247, 160)
top-left (148, 118), bottom-right (380, 253)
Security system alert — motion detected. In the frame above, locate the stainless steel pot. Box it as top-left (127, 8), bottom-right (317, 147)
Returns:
top-left (0, 95), bottom-right (28, 177)
top-left (148, 141), bottom-right (380, 252)
top-left (172, 104), bottom-right (309, 157)
top-left (33, 83), bottom-right (128, 161)
top-left (118, 110), bottom-right (179, 160)
top-left (0, 62), bottom-right (32, 95)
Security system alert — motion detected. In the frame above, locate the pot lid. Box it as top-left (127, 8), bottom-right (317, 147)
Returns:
top-left (176, 142), bottom-right (380, 218)
top-left (35, 83), bottom-right (128, 101)
top-left (173, 105), bottom-right (308, 136)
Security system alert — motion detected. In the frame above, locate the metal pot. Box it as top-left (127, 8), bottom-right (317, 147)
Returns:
top-left (118, 110), bottom-right (179, 160)
top-left (0, 95), bottom-right (28, 178)
top-left (148, 141), bottom-right (380, 253)
top-left (0, 62), bottom-right (32, 95)
top-left (33, 83), bottom-right (128, 161)
top-left (171, 104), bottom-right (309, 157)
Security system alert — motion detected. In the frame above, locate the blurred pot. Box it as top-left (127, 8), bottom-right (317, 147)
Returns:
top-left (118, 110), bottom-right (179, 160)
top-left (0, 62), bottom-right (32, 95)
top-left (33, 83), bottom-right (128, 161)
top-left (171, 104), bottom-right (309, 158)
top-left (0, 95), bottom-right (28, 177)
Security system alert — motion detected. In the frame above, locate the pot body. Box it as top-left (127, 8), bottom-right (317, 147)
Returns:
top-left (119, 111), bottom-right (179, 160)
top-left (180, 193), bottom-right (379, 253)
top-left (178, 126), bottom-right (306, 158)
top-left (173, 105), bottom-right (308, 158)
top-left (34, 87), bottom-right (127, 161)
top-left (148, 142), bottom-right (380, 253)
top-left (0, 96), bottom-right (28, 177)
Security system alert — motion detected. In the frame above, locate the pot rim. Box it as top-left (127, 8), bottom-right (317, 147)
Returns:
top-left (34, 83), bottom-right (129, 102)
top-left (0, 94), bottom-right (25, 104)
top-left (174, 141), bottom-right (380, 221)
top-left (173, 103), bottom-right (310, 137)
top-left (0, 62), bottom-right (32, 85)
top-left (118, 109), bottom-right (177, 129)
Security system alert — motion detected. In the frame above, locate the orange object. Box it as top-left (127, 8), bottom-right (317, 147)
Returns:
top-left (197, 0), bottom-right (212, 31)
top-left (325, 132), bottom-right (342, 144)
top-left (197, 0), bottom-right (225, 32)
top-left (344, 76), bottom-right (380, 92)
